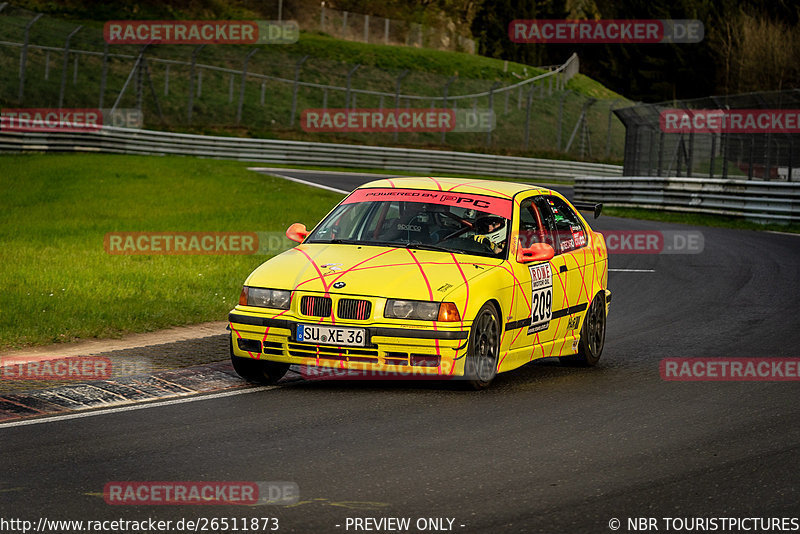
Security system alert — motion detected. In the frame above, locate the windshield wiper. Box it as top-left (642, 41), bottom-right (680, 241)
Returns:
top-left (405, 242), bottom-right (460, 254)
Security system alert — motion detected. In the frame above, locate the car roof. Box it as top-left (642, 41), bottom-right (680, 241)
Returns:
top-left (357, 177), bottom-right (556, 199)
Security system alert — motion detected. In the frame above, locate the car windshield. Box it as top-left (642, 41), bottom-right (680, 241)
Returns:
top-left (306, 188), bottom-right (513, 258)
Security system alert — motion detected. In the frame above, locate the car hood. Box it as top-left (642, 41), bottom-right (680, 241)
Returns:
top-left (245, 243), bottom-right (501, 301)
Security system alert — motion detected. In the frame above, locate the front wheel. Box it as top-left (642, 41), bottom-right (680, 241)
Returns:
top-left (562, 292), bottom-right (606, 367)
top-left (230, 339), bottom-right (289, 384)
top-left (463, 303), bottom-right (501, 390)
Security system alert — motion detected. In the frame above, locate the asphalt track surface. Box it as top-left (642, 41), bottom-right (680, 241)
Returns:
top-left (2, 170), bottom-right (800, 533)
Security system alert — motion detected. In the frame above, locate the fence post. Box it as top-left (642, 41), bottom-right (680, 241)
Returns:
top-left (524, 86), bottom-right (534, 150)
top-left (393, 69), bottom-right (409, 142)
top-left (707, 133), bottom-right (716, 178)
top-left (110, 46), bottom-right (147, 115)
top-left (18, 13), bottom-right (42, 104)
top-left (58, 25), bottom-right (82, 108)
top-left (141, 55), bottom-right (164, 121)
top-left (440, 75), bottom-right (457, 144)
top-left (98, 42), bottom-right (109, 108)
top-left (187, 44), bottom-right (205, 124)
top-left (556, 90), bottom-right (570, 151)
top-left (135, 50), bottom-right (143, 111)
top-left (164, 64), bottom-right (170, 96)
top-left (342, 11), bottom-right (348, 38)
top-left (485, 82), bottom-right (500, 146)
top-left (45, 51), bottom-right (50, 80)
top-left (278, 0), bottom-right (283, 21)
top-left (364, 15), bottom-right (369, 42)
top-left (323, 88), bottom-right (328, 110)
top-left (228, 74), bottom-right (234, 103)
top-left (290, 55), bottom-right (309, 126)
top-left (236, 48), bottom-right (258, 126)
top-left (604, 99), bottom-right (621, 159)
top-left (73, 54), bottom-right (78, 85)
top-left (384, 18), bottom-right (389, 44)
top-left (260, 81), bottom-right (266, 105)
top-left (345, 64), bottom-right (360, 110)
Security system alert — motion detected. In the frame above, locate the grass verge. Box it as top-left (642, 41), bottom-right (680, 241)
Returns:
top-left (0, 153), bottom-right (344, 350)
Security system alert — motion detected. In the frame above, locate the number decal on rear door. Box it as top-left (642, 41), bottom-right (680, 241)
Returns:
top-left (528, 263), bottom-right (553, 334)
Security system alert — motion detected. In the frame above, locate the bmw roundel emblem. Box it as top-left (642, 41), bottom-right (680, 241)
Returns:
top-left (333, 281), bottom-right (346, 289)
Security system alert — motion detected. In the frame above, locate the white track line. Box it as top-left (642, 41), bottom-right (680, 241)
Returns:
top-left (252, 170), bottom-right (350, 195)
top-left (766, 231), bottom-right (800, 237)
top-left (0, 386), bottom-right (276, 429)
top-left (248, 167), bottom-right (397, 178)
top-left (609, 268), bottom-right (655, 273)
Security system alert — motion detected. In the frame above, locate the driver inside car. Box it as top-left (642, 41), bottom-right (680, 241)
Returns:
top-left (471, 215), bottom-right (508, 255)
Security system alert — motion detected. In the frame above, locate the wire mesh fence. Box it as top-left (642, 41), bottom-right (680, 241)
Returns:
top-left (615, 90), bottom-right (800, 181)
top-left (0, 3), bottom-right (627, 160)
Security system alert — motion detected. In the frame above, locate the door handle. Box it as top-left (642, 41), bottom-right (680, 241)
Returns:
top-left (560, 265), bottom-right (568, 273)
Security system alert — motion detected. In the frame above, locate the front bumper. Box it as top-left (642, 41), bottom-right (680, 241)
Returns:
top-left (228, 311), bottom-right (471, 377)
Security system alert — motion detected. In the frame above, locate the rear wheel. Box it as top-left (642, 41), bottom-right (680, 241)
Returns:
top-left (463, 303), bottom-right (501, 390)
top-left (230, 338), bottom-right (289, 384)
top-left (561, 292), bottom-right (606, 366)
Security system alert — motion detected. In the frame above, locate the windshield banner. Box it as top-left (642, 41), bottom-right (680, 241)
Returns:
top-left (343, 188), bottom-right (512, 219)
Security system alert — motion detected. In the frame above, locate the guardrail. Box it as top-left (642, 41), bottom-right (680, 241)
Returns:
top-left (575, 176), bottom-right (800, 223)
top-left (0, 127), bottom-right (623, 181)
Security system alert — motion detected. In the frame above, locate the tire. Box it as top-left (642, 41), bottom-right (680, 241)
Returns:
top-left (230, 338), bottom-right (289, 384)
top-left (562, 292), bottom-right (606, 367)
top-left (463, 302), bottom-right (501, 390)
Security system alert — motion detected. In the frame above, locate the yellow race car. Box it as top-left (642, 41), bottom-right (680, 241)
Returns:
top-left (228, 177), bottom-right (610, 389)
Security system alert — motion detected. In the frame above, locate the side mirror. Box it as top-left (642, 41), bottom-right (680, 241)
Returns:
top-left (286, 223), bottom-right (309, 243)
top-left (517, 242), bottom-right (555, 263)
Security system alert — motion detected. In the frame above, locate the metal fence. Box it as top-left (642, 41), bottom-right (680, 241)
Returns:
top-left (311, 5), bottom-right (476, 54)
top-left (615, 90), bottom-right (800, 181)
top-left (574, 175), bottom-right (800, 224)
top-left (0, 3), bottom-right (627, 159)
top-left (0, 126), bottom-right (623, 181)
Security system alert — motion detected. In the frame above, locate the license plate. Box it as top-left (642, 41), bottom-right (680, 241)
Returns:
top-left (296, 324), bottom-right (366, 347)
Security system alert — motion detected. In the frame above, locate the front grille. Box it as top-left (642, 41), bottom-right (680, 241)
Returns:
top-left (410, 353), bottom-right (441, 367)
top-left (287, 342), bottom-right (379, 363)
top-left (337, 298), bottom-right (372, 320)
top-left (300, 296), bottom-right (332, 317)
top-left (262, 340), bottom-right (283, 356)
top-left (384, 351), bottom-right (409, 366)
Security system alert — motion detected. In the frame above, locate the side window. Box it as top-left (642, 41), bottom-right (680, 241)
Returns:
top-left (519, 196), bottom-right (557, 250)
top-left (518, 198), bottom-right (541, 249)
top-left (545, 196), bottom-right (586, 254)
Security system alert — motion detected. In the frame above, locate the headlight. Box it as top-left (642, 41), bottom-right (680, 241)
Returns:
top-left (384, 299), bottom-right (460, 322)
top-left (239, 286), bottom-right (291, 310)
